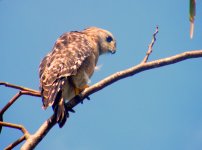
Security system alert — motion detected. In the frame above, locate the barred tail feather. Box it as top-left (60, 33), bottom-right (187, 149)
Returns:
top-left (42, 77), bottom-right (68, 127)
top-left (52, 89), bottom-right (68, 128)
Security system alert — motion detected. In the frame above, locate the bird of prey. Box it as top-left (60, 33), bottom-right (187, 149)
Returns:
top-left (39, 27), bottom-right (116, 127)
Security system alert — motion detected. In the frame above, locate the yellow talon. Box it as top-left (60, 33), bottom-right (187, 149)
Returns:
top-left (74, 84), bottom-right (89, 95)
top-left (74, 87), bottom-right (80, 96)
top-left (82, 84), bottom-right (89, 89)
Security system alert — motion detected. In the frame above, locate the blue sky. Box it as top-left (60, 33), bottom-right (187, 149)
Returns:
top-left (1, 0), bottom-right (202, 149)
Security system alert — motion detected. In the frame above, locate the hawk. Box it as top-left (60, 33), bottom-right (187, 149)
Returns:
top-left (39, 27), bottom-right (116, 127)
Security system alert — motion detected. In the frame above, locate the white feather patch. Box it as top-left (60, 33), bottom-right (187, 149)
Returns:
top-left (84, 71), bottom-right (91, 84)
top-left (95, 64), bottom-right (102, 71)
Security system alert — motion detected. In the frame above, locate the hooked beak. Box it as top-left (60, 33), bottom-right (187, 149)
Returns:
top-left (109, 49), bottom-right (116, 54)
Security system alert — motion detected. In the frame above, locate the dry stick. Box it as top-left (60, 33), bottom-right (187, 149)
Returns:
top-left (68, 50), bottom-right (202, 108)
top-left (0, 90), bottom-right (41, 148)
top-left (0, 82), bottom-right (40, 94)
top-left (0, 82), bottom-right (41, 121)
top-left (5, 135), bottom-right (26, 150)
top-left (21, 49), bottom-right (202, 150)
top-left (141, 26), bottom-right (159, 63)
top-left (0, 85), bottom-right (40, 149)
top-left (21, 115), bottom-right (56, 150)
top-left (0, 121), bottom-right (30, 137)
top-left (0, 91), bottom-right (21, 115)
top-left (0, 121), bottom-right (30, 149)
top-left (0, 90), bottom-right (41, 116)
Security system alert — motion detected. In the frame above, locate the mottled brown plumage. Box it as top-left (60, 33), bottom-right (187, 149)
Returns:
top-left (39, 27), bottom-right (116, 127)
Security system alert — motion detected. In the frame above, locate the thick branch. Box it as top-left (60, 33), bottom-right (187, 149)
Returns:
top-left (20, 49), bottom-right (202, 149)
top-left (68, 49), bottom-right (202, 106)
top-left (20, 115), bottom-right (56, 150)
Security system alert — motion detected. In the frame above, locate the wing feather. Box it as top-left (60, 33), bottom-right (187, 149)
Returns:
top-left (39, 31), bottom-right (93, 108)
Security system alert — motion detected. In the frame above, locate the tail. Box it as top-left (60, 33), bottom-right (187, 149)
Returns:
top-left (52, 91), bottom-right (68, 128)
top-left (42, 78), bottom-right (68, 128)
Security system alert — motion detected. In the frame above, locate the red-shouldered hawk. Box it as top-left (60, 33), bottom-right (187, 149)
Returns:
top-left (39, 27), bottom-right (116, 127)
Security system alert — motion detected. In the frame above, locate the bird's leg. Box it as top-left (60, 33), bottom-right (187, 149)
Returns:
top-left (74, 84), bottom-right (89, 96)
top-left (74, 84), bottom-right (90, 104)
top-left (81, 84), bottom-right (89, 90)
top-left (80, 85), bottom-right (91, 100)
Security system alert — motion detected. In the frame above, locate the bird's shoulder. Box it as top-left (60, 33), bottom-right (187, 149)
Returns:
top-left (39, 31), bottom-right (94, 86)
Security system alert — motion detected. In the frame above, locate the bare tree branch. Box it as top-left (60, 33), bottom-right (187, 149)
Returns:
top-left (141, 26), bottom-right (159, 63)
top-left (0, 82), bottom-right (39, 94)
top-left (0, 121), bottom-right (30, 149)
top-left (0, 90), bottom-right (40, 116)
top-left (5, 135), bottom-right (26, 150)
top-left (0, 121), bottom-right (30, 136)
top-left (0, 83), bottom-right (41, 148)
top-left (0, 85), bottom-right (41, 136)
top-left (19, 49), bottom-right (202, 150)
top-left (20, 115), bottom-right (56, 150)
top-left (1, 28), bottom-right (202, 149)
top-left (68, 49), bottom-right (202, 107)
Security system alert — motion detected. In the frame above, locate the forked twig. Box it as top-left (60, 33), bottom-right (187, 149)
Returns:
top-left (0, 121), bottom-right (30, 137)
top-left (141, 26), bottom-right (159, 63)
top-left (0, 90), bottom-right (41, 115)
top-left (5, 135), bottom-right (26, 150)
top-left (0, 82), bottom-right (40, 148)
top-left (0, 121), bottom-right (30, 148)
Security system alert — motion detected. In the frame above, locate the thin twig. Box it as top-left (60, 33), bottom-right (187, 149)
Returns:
top-left (0, 91), bottom-right (21, 115)
top-left (0, 121), bottom-right (30, 138)
top-left (5, 135), bottom-right (26, 150)
top-left (0, 90), bottom-right (41, 116)
top-left (141, 26), bottom-right (159, 63)
top-left (0, 82), bottom-right (39, 94)
top-left (0, 90), bottom-right (41, 134)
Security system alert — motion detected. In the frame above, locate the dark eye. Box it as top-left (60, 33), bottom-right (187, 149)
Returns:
top-left (106, 36), bottom-right (113, 43)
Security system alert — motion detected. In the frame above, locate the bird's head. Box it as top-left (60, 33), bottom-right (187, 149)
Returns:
top-left (83, 27), bottom-right (116, 55)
